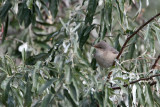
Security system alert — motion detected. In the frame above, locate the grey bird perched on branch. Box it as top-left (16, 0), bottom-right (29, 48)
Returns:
top-left (93, 41), bottom-right (119, 68)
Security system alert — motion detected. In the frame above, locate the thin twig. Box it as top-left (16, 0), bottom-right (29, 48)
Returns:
top-left (114, 12), bottom-right (160, 64)
top-left (111, 73), bottom-right (160, 90)
top-left (108, 12), bottom-right (160, 80)
top-left (151, 54), bottom-right (160, 69)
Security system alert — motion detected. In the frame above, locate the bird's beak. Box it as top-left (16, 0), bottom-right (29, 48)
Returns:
top-left (93, 44), bottom-right (98, 48)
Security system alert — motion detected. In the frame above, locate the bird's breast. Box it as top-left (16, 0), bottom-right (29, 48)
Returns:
top-left (94, 50), bottom-right (117, 68)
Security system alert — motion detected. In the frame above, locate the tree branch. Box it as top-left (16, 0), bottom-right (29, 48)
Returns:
top-left (151, 54), bottom-right (160, 69)
top-left (113, 12), bottom-right (160, 65)
top-left (109, 13), bottom-right (160, 80)
top-left (111, 73), bottom-right (160, 90)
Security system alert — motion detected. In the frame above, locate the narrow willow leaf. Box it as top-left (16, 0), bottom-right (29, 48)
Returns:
top-left (24, 82), bottom-right (32, 107)
top-left (137, 84), bottom-right (145, 105)
top-left (34, 3), bottom-right (43, 21)
top-left (126, 34), bottom-right (138, 59)
top-left (34, 40), bottom-right (51, 49)
top-left (8, 95), bottom-right (14, 107)
top-left (2, 16), bottom-right (9, 42)
top-left (65, 65), bottom-right (72, 84)
top-left (59, 18), bottom-right (69, 32)
top-left (38, 78), bottom-right (57, 94)
top-left (40, 94), bottom-right (52, 107)
top-left (115, 34), bottom-right (121, 51)
top-left (95, 91), bottom-right (103, 107)
top-left (24, 8), bottom-right (31, 27)
top-left (1, 77), bottom-right (13, 105)
top-left (17, 2), bottom-right (31, 27)
top-left (0, 67), bottom-right (8, 74)
top-left (49, 0), bottom-right (59, 18)
top-left (145, 84), bottom-right (154, 107)
top-left (120, 101), bottom-right (127, 107)
top-left (72, 78), bottom-right (79, 102)
top-left (5, 55), bottom-right (17, 72)
top-left (104, 86), bottom-right (113, 107)
top-left (12, 88), bottom-right (23, 106)
top-left (79, 25), bottom-right (95, 50)
top-left (114, 77), bottom-right (129, 84)
top-left (153, 92), bottom-right (160, 105)
top-left (91, 58), bottom-right (96, 70)
top-left (105, 0), bottom-right (112, 31)
top-left (69, 82), bottom-right (77, 101)
top-left (85, 0), bottom-right (98, 24)
top-left (33, 61), bottom-right (41, 91)
top-left (115, 81), bottom-right (128, 94)
top-left (45, 30), bottom-right (61, 41)
top-left (27, 0), bottom-right (33, 9)
top-left (22, 49), bottom-right (26, 65)
top-left (25, 53), bottom-right (49, 65)
top-left (154, 25), bottom-right (160, 45)
top-left (99, 9), bottom-right (107, 39)
top-left (144, 24), bottom-right (150, 41)
top-left (132, 84), bottom-right (137, 105)
top-left (0, 0), bottom-right (12, 22)
top-left (3, 56), bottom-right (12, 75)
top-left (115, 0), bottom-right (123, 23)
top-left (64, 89), bottom-right (77, 107)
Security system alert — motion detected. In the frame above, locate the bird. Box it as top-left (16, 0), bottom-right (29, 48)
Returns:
top-left (93, 41), bottom-right (119, 68)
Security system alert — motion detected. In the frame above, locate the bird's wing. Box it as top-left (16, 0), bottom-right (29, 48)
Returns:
top-left (110, 47), bottom-right (119, 54)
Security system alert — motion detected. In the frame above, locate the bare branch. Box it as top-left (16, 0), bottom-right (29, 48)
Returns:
top-left (151, 54), bottom-right (160, 69)
top-left (111, 73), bottom-right (160, 90)
top-left (113, 12), bottom-right (160, 65)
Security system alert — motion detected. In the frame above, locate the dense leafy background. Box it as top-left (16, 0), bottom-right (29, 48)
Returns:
top-left (0, 0), bottom-right (160, 106)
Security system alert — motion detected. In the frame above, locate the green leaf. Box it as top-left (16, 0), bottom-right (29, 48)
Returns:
top-left (38, 78), bottom-right (57, 94)
top-left (2, 16), bottom-right (9, 43)
top-left (79, 25), bottom-right (95, 50)
top-left (153, 92), bottom-right (160, 105)
top-left (49, 0), bottom-right (59, 18)
top-left (17, 2), bottom-right (32, 27)
top-left (69, 82), bottom-right (77, 101)
top-left (34, 40), bottom-right (51, 49)
top-left (144, 24), bottom-right (150, 41)
top-left (114, 34), bottom-right (121, 52)
top-left (65, 65), bottom-right (72, 84)
top-left (145, 84), bottom-right (154, 107)
top-left (105, 0), bottom-right (112, 31)
top-left (154, 25), bottom-right (160, 45)
top-left (91, 58), bottom-right (97, 70)
top-left (104, 86), bottom-right (113, 107)
top-left (99, 9), bottom-right (107, 40)
top-left (137, 84), bottom-right (145, 105)
top-left (64, 89), bottom-right (77, 107)
top-left (27, 0), bottom-right (33, 9)
top-left (120, 101), bottom-right (127, 107)
top-left (125, 34), bottom-right (138, 59)
top-left (5, 55), bottom-right (17, 72)
top-left (1, 77), bottom-right (13, 105)
top-left (85, 0), bottom-right (98, 24)
top-left (40, 94), bottom-right (52, 107)
top-left (12, 88), bottom-right (23, 106)
top-left (24, 82), bottom-right (32, 107)
top-left (114, 77), bottom-right (129, 84)
top-left (25, 53), bottom-right (49, 65)
top-left (34, 3), bottom-right (43, 21)
top-left (0, 0), bottom-right (12, 22)
top-left (115, 0), bottom-right (123, 23)
top-left (95, 91), bottom-right (104, 107)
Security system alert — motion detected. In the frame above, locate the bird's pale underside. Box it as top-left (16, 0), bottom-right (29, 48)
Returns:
top-left (93, 41), bottom-right (119, 68)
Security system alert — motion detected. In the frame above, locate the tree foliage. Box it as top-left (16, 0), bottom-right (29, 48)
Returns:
top-left (0, 0), bottom-right (160, 106)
